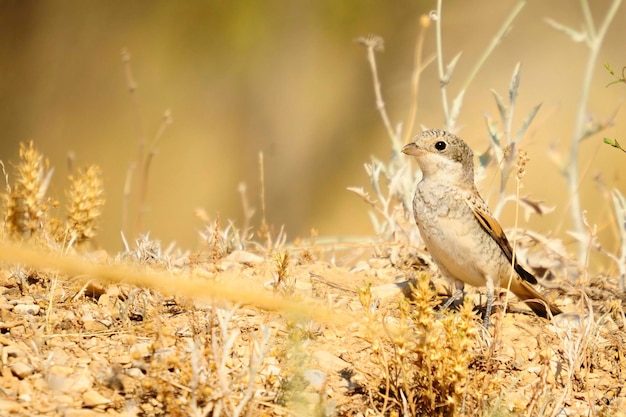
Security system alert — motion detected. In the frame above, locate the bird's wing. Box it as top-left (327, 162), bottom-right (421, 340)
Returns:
top-left (465, 192), bottom-right (538, 285)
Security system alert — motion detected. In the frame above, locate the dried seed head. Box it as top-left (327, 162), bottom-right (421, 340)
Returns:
top-left (4, 141), bottom-right (52, 238)
top-left (66, 165), bottom-right (105, 244)
top-left (517, 149), bottom-right (529, 181)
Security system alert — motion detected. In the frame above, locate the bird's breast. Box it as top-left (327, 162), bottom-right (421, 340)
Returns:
top-left (413, 181), bottom-right (509, 287)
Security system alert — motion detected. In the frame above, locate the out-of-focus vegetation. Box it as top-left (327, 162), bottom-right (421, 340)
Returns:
top-left (0, 1), bottom-right (624, 257)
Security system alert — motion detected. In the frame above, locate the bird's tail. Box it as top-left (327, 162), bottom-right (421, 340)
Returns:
top-left (509, 277), bottom-right (562, 318)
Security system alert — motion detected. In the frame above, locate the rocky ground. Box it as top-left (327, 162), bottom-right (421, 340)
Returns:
top-left (0, 240), bottom-right (624, 416)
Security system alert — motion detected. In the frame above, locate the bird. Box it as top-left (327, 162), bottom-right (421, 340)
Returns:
top-left (401, 129), bottom-right (562, 326)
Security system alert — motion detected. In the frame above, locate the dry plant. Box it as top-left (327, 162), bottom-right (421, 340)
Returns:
top-left (197, 212), bottom-right (253, 259)
top-left (2, 141), bottom-right (104, 250)
top-left (359, 274), bottom-right (478, 416)
top-left (119, 232), bottom-right (177, 267)
top-left (482, 63), bottom-right (544, 219)
top-left (133, 305), bottom-right (272, 417)
top-left (348, 34), bottom-right (422, 245)
top-left (256, 151), bottom-right (287, 253)
top-left (120, 48), bottom-right (173, 239)
top-left (197, 152), bottom-right (286, 260)
top-left (545, 0), bottom-right (622, 261)
top-left (602, 64), bottom-right (626, 154)
top-left (64, 165), bottom-right (105, 249)
top-left (272, 251), bottom-right (295, 295)
top-left (2, 141), bottom-right (55, 240)
top-left (609, 190), bottom-right (626, 291)
top-left (276, 316), bottom-right (327, 415)
top-left (433, 0), bottom-right (527, 133)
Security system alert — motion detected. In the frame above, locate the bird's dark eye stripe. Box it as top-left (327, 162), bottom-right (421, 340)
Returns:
top-left (435, 141), bottom-right (447, 151)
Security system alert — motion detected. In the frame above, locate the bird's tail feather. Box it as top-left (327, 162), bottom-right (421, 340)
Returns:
top-left (509, 278), bottom-right (562, 318)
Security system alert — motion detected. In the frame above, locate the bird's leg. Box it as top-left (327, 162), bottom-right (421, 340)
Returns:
top-left (441, 286), bottom-right (465, 310)
top-left (483, 277), bottom-right (495, 327)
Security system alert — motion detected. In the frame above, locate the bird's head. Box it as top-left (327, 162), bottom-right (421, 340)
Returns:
top-left (402, 129), bottom-right (475, 187)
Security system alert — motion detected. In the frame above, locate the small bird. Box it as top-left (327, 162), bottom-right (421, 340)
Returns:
top-left (401, 129), bottom-right (562, 325)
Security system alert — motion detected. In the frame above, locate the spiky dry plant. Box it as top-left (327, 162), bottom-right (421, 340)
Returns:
top-left (3, 141), bottom-right (55, 239)
top-left (65, 165), bottom-right (105, 247)
top-left (361, 274), bottom-right (478, 416)
top-left (272, 251), bottom-right (294, 295)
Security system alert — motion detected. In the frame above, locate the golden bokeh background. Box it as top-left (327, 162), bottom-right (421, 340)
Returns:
top-left (0, 1), bottom-right (624, 268)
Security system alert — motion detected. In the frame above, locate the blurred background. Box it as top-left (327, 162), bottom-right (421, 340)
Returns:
top-left (0, 1), bottom-right (624, 265)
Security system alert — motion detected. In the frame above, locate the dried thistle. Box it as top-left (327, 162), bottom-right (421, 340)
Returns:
top-left (65, 165), bottom-right (105, 245)
top-left (3, 141), bottom-right (54, 239)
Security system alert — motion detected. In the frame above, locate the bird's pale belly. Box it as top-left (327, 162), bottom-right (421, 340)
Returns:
top-left (415, 204), bottom-right (510, 288)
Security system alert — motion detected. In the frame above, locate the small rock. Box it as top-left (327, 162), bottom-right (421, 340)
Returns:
top-left (97, 293), bottom-right (113, 308)
top-left (225, 250), bottom-right (264, 265)
top-left (2, 345), bottom-right (23, 362)
top-left (111, 354), bottom-right (131, 365)
top-left (370, 280), bottom-right (414, 300)
top-left (312, 350), bottom-right (350, 372)
top-left (130, 342), bottom-right (152, 360)
top-left (54, 394), bottom-right (76, 406)
top-left (17, 379), bottom-right (32, 399)
top-left (65, 409), bottom-right (105, 417)
top-left (0, 399), bottom-right (22, 413)
top-left (349, 261), bottom-right (370, 273)
top-left (82, 389), bottom-right (111, 407)
top-left (12, 304), bottom-right (40, 315)
top-left (46, 365), bottom-right (74, 392)
top-left (126, 367), bottom-right (144, 378)
top-left (10, 361), bottom-right (34, 379)
top-left (72, 368), bottom-right (95, 392)
top-left (12, 296), bottom-right (35, 305)
top-left (47, 347), bottom-right (73, 367)
top-left (368, 258), bottom-right (388, 269)
top-left (83, 319), bottom-right (109, 332)
top-left (303, 369), bottom-right (326, 390)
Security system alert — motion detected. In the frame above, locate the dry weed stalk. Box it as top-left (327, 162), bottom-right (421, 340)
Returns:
top-left (121, 48), bottom-right (173, 238)
top-left (360, 274), bottom-right (478, 416)
top-left (350, 34), bottom-right (422, 244)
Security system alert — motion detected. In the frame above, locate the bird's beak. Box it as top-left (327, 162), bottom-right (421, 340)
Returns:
top-left (401, 142), bottom-right (421, 156)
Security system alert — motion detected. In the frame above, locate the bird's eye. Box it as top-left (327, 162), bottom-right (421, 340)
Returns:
top-left (434, 141), bottom-right (447, 151)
